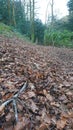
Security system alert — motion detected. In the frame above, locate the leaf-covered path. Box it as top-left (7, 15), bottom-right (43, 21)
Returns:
top-left (0, 35), bottom-right (73, 130)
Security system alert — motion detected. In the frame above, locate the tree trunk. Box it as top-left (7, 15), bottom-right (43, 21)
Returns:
top-left (51, 0), bottom-right (54, 26)
top-left (29, 0), bottom-right (35, 42)
top-left (12, 0), bottom-right (16, 27)
top-left (7, 0), bottom-right (11, 25)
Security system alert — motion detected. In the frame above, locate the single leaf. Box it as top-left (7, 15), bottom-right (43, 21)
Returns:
top-left (37, 123), bottom-right (48, 130)
top-left (14, 121), bottom-right (25, 130)
top-left (57, 117), bottom-right (67, 129)
top-left (0, 104), bottom-right (5, 115)
top-left (43, 90), bottom-right (53, 102)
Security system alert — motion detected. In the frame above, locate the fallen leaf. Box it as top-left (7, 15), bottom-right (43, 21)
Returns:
top-left (0, 104), bottom-right (5, 115)
top-left (29, 99), bottom-right (38, 113)
top-left (66, 91), bottom-right (73, 96)
top-left (6, 113), bottom-right (12, 122)
top-left (41, 109), bottom-right (51, 124)
top-left (14, 121), bottom-right (25, 130)
top-left (57, 116), bottom-right (67, 129)
top-left (43, 90), bottom-right (53, 101)
top-left (50, 102), bottom-right (60, 107)
top-left (63, 81), bottom-right (71, 87)
top-left (27, 91), bottom-right (36, 98)
top-left (29, 83), bottom-right (35, 90)
top-left (37, 123), bottom-right (48, 130)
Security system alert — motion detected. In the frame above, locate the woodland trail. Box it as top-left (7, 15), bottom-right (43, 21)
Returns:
top-left (0, 35), bottom-right (73, 130)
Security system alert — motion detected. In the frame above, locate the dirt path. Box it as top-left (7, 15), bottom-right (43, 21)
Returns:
top-left (0, 35), bottom-right (73, 130)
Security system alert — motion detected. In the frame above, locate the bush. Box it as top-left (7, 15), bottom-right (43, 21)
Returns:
top-left (44, 29), bottom-right (73, 48)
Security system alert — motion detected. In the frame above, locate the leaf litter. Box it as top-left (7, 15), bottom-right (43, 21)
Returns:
top-left (0, 35), bottom-right (73, 130)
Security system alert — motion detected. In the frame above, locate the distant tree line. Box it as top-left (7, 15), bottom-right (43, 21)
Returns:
top-left (44, 0), bottom-right (73, 48)
top-left (0, 0), bottom-right (73, 47)
top-left (0, 0), bottom-right (45, 43)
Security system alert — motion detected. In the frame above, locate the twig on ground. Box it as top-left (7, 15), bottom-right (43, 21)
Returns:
top-left (0, 81), bottom-right (28, 122)
top-left (13, 99), bottom-right (18, 123)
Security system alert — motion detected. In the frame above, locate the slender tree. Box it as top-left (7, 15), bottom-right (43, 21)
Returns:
top-left (31, 0), bottom-right (35, 42)
top-left (12, 0), bottom-right (16, 27)
top-left (51, 0), bottom-right (54, 26)
top-left (7, 0), bottom-right (11, 25)
top-left (29, 0), bottom-right (35, 42)
top-left (50, 0), bottom-right (54, 46)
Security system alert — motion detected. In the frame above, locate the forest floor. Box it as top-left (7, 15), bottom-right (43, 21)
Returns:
top-left (0, 35), bottom-right (73, 130)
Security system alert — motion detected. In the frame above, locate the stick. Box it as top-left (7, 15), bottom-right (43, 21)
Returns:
top-left (0, 82), bottom-right (28, 115)
top-left (13, 99), bottom-right (18, 123)
top-left (13, 81), bottom-right (28, 98)
top-left (0, 99), bottom-right (13, 114)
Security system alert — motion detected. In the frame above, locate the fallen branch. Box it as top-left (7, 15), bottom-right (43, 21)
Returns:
top-left (13, 99), bottom-right (18, 123)
top-left (0, 81), bottom-right (28, 122)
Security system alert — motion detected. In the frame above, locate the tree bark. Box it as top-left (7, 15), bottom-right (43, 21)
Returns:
top-left (29, 0), bottom-right (35, 42)
top-left (12, 0), bottom-right (16, 27)
top-left (7, 0), bottom-right (11, 25)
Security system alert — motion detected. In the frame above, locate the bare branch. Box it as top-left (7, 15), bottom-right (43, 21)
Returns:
top-left (13, 81), bottom-right (28, 98)
top-left (13, 99), bottom-right (18, 123)
top-left (0, 82), bottom-right (28, 119)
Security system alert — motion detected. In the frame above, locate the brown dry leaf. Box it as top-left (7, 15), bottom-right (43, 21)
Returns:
top-left (29, 82), bottom-right (35, 90)
top-left (63, 81), bottom-right (71, 87)
top-left (57, 116), bottom-right (67, 129)
top-left (14, 121), bottom-right (25, 130)
top-left (0, 104), bottom-right (5, 115)
top-left (0, 78), bottom-right (4, 82)
top-left (27, 91), bottom-right (36, 98)
top-left (30, 99), bottom-right (38, 112)
top-left (67, 103), bottom-right (73, 109)
top-left (59, 95), bottom-right (67, 101)
top-left (3, 93), bottom-right (13, 101)
top-left (68, 112), bottom-right (73, 118)
top-left (37, 123), bottom-right (48, 130)
top-left (0, 35), bottom-right (73, 130)
top-left (6, 113), bottom-right (12, 122)
top-left (41, 109), bottom-right (51, 124)
top-left (17, 104), bottom-right (23, 111)
top-left (27, 67), bottom-right (33, 75)
top-left (43, 114), bottom-right (51, 124)
top-left (43, 90), bottom-right (53, 102)
top-left (66, 91), bottom-right (73, 96)
top-left (9, 88), bottom-right (18, 93)
top-left (36, 72), bottom-right (43, 79)
top-left (50, 102), bottom-right (60, 107)
top-left (5, 81), bottom-right (14, 88)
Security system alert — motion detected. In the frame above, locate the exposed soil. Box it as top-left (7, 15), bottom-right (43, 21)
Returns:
top-left (0, 35), bottom-right (73, 130)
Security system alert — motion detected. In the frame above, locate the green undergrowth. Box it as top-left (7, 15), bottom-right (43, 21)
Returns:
top-left (44, 29), bottom-right (73, 48)
top-left (0, 22), bottom-right (30, 42)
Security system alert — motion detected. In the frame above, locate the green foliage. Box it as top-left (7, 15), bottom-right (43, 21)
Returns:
top-left (0, 22), bottom-right (14, 36)
top-left (0, 22), bottom-right (30, 42)
top-left (67, 0), bottom-right (73, 31)
top-left (0, 0), bottom-right (45, 44)
top-left (0, 0), bottom-right (9, 24)
top-left (1, 0), bottom-right (73, 47)
top-left (46, 0), bottom-right (73, 46)
top-left (67, 0), bottom-right (73, 12)
top-left (34, 19), bottom-right (45, 44)
top-left (44, 29), bottom-right (73, 48)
